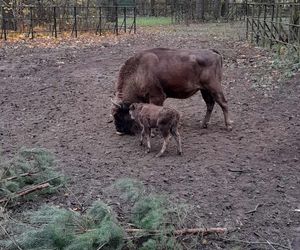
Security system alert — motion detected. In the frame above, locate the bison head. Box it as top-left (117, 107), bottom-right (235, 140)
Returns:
top-left (111, 99), bottom-right (139, 135)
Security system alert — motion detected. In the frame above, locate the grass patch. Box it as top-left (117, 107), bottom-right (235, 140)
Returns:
top-left (119, 16), bottom-right (172, 27)
top-left (271, 45), bottom-right (300, 81)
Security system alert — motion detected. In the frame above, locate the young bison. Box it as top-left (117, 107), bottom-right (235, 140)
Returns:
top-left (129, 103), bottom-right (182, 157)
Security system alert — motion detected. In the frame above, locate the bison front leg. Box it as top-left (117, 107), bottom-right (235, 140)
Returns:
top-left (200, 89), bottom-right (215, 129)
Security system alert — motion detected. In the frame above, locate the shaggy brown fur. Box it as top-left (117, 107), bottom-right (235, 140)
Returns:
top-left (111, 48), bottom-right (232, 135)
top-left (129, 103), bottom-right (182, 157)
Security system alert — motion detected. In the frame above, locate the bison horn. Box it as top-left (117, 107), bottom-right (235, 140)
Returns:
top-left (111, 98), bottom-right (121, 108)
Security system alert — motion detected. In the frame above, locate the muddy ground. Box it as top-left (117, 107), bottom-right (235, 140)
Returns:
top-left (0, 24), bottom-right (299, 249)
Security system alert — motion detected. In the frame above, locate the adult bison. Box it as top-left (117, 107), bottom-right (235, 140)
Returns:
top-left (111, 48), bottom-right (232, 135)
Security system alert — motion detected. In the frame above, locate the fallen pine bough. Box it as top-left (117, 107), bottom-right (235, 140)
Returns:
top-left (0, 148), bottom-right (65, 206)
top-left (125, 227), bottom-right (228, 235)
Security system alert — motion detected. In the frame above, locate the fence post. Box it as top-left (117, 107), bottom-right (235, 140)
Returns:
top-left (257, 4), bottom-right (261, 45)
top-left (53, 6), bottom-right (57, 38)
top-left (270, 4), bottom-right (274, 49)
top-left (263, 4), bottom-right (267, 47)
top-left (73, 6), bottom-right (77, 38)
top-left (246, 0), bottom-right (248, 39)
top-left (133, 6), bottom-right (136, 34)
top-left (1, 6), bottom-right (7, 40)
top-left (30, 6), bottom-right (34, 39)
top-left (115, 5), bottom-right (118, 35)
top-left (275, 3), bottom-right (279, 43)
top-left (251, 4), bottom-right (254, 43)
top-left (288, 4), bottom-right (292, 44)
top-left (278, 3), bottom-right (282, 42)
top-left (96, 6), bottom-right (102, 35)
top-left (123, 7), bottom-right (126, 33)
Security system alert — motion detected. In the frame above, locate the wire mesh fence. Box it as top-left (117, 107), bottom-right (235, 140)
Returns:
top-left (1, 1), bottom-right (299, 56)
top-left (246, 2), bottom-right (300, 53)
top-left (0, 5), bottom-right (136, 40)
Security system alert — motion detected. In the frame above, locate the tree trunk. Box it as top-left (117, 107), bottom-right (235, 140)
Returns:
top-left (290, 3), bottom-right (299, 42)
top-left (196, 0), bottom-right (205, 21)
top-left (213, 0), bottom-right (222, 20)
top-left (150, 0), bottom-right (155, 16)
top-left (221, 0), bottom-right (229, 17)
top-left (104, 0), bottom-right (118, 22)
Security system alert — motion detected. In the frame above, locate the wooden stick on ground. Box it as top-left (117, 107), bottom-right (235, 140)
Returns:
top-left (245, 204), bottom-right (262, 214)
top-left (0, 224), bottom-right (23, 250)
top-left (1, 172), bottom-right (38, 182)
top-left (125, 227), bottom-right (227, 236)
top-left (0, 183), bottom-right (50, 204)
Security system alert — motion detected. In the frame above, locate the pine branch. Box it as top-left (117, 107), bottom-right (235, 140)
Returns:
top-left (0, 183), bottom-right (50, 204)
top-left (0, 172), bottom-right (39, 182)
top-left (0, 223), bottom-right (23, 250)
top-left (125, 227), bottom-right (227, 236)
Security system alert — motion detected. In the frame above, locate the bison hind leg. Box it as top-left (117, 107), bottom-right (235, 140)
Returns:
top-left (156, 134), bottom-right (171, 157)
top-left (156, 124), bottom-right (171, 157)
top-left (212, 91), bottom-right (233, 131)
top-left (170, 127), bottom-right (182, 155)
top-left (200, 89), bottom-right (215, 129)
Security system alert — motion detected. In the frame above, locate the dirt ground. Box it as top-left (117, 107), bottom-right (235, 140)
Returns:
top-left (0, 24), bottom-right (299, 249)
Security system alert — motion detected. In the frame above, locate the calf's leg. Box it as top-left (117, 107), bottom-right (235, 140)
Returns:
top-left (156, 134), bottom-right (171, 157)
top-left (149, 87), bottom-right (166, 138)
top-left (156, 124), bottom-right (172, 157)
top-left (171, 127), bottom-right (182, 155)
top-left (140, 125), bottom-right (145, 146)
top-left (144, 127), bottom-right (152, 153)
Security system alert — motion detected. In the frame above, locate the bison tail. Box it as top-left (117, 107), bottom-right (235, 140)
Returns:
top-left (211, 49), bottom-right (223, 68)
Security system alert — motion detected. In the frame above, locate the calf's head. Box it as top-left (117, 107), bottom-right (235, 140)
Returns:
top-left (111, 99), bottom-right (138, 135)
top-left (129, 103), bottom-right (143, 121)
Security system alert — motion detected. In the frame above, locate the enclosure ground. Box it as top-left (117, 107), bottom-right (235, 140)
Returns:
top-left (0, 23), bottom-right (299, 249)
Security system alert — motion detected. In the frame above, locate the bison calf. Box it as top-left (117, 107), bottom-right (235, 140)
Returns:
top-left (129, 103), bottom-right (182, 157)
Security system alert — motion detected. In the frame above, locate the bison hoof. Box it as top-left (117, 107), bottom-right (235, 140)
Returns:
top-left (201, 123), bottom-right (208, 129)
top-left (146, 149), bottom-right (151, 153)
top-left (177, 151), bottom-right (182, 156)
top-left (226, 124), bottom-right (233, 131)
top-left (156, 153), bottom-right (163, 157)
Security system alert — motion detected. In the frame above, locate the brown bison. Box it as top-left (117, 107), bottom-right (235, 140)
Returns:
top-left (129, 103), bottom-right (182, 157)
top-left (111, 48), bottom-right (232, 135)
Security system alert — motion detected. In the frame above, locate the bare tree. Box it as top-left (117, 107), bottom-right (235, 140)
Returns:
top-left (196, 0), bottom-right (204, 21)
top-left (150, 0), bottom-right (155, 16)
top-left (213, 0), bottom-right (222, 19)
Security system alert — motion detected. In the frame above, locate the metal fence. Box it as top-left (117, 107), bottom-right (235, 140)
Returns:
top-left (2, 1), bottom-right (299, 54)
top-left (246, 2), bottom-right (300, 51)
top-left (0, 5), bottom-right (136, 40)
top-left (171, 2), bottom-right (246, 25)
top-left (0, 2), bottom-right (248, 40)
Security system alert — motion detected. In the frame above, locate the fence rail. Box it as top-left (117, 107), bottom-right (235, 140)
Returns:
top-left (1, 1), bottom-right (300, 55)
top-left (246, 2), bottom-right (300, 52)
top-left (0, 5), bottom-right (136, 39)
